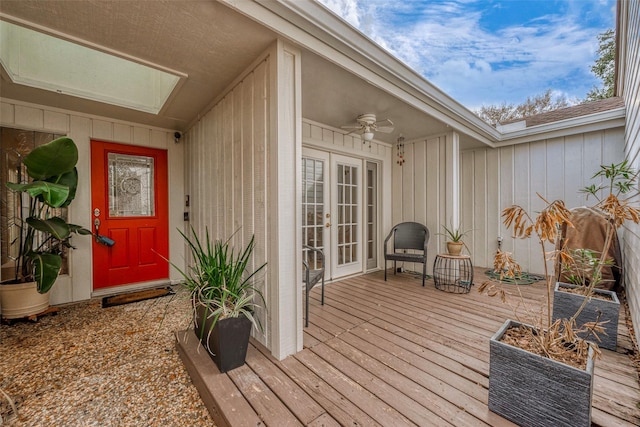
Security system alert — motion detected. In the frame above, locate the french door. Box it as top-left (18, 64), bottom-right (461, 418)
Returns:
top-left (303, 148), bottom-right (376, 279)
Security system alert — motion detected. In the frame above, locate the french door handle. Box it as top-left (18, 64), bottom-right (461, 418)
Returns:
top-left (325, 222), bottom-right (331, 227)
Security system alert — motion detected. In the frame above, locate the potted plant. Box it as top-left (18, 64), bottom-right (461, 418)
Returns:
top-left (171, 226), bottom-right (266, 373)
top-left (0, 137), bottom-right (91, 319)
top-left (480, 196), bottom-right (601, 427)
top-left (552, 161), bottom-right (638, 351)
top-left (439, 223), bottom-right (470, 256)
top-left (554, 248), bottom-right (620, 350)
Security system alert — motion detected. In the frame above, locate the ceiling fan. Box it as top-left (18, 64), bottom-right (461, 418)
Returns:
top-left (341, 113), bottom-right (394, 144)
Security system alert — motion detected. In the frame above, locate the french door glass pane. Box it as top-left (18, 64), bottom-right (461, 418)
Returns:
top-left (302, 157), bottom-right (325, 270)
top-left (337, 163), bottom-right (358, 266)
top-left (366, 163), bottom-right (377, 268)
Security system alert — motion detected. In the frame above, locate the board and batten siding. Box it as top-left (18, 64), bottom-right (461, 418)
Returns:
top-left (391, 133), bottom-right (457, 273)
top-left (0, 99), bottom-right (185, 306)
top-left (184, 41), bottom-right (302, 358)
top-left (619, 0), bottom-right (640, 348)
top-left (461, 128), bottom-right (625, 274)
top-left (185, 57), bottom-right (271, 349)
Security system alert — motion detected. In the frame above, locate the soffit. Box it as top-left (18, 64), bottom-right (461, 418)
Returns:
top-left (0, 0), bottom-right (277, 130)
top-left (301, 51), bottom-right (456, 146)
top-left (0, 0), bottom-right (485, 149)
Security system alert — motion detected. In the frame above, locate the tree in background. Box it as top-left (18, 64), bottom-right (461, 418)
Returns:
top-left (585, 29), bottom-right (615, 101)
top-left (475, 28), bottom-right (615, 126)
top-left (475, 89), bottom-right (570, 126)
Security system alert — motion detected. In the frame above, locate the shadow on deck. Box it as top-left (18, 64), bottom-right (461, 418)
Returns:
top-left (176, 269), bottom-right (640, 427)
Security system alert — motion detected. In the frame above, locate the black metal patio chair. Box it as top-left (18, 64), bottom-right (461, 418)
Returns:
top-left (303, 245), bottom-right (325, 327)
top-left (384, 222), bottom-right (430, 286)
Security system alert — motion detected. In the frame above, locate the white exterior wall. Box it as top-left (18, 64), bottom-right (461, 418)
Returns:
top-left (0, 99), bottom-right (185, 306)
top-left (460, 129), bottom-right (625, 274)
top-left (619, 0), bottom-right (640, 347)
top-left (390, 132), bottom-right (458, 271)
top-left (184, 41), bottom-right (301, 359)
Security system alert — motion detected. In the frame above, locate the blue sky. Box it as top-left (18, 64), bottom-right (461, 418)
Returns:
top-left (317, 0), bottom-right (616, 111)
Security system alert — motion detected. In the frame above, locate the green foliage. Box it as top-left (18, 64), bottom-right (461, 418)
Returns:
top-left (171, 226), bottom-right (267, 333)
top-left (439, 223), bottom-right (471, 242)
top-left (564, 248), bottom-right (615, 289)
top-left (4, 137), bottom-right (91, 293)
top-left (585, 29), bottom-right (615, 102)
top-left (581, 160), bottom-right (637, 199)
top-left (23, 137), bottom-right (78, 180)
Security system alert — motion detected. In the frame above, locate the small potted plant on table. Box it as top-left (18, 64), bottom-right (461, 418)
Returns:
top-left (440, 223), bottom-right (470, 256)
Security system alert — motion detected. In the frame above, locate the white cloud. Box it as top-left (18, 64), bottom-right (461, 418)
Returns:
top-left (317, 0), bottom-right (613, 109)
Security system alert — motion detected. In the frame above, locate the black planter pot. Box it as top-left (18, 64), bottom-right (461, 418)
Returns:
top-left (194, 305), bottom-right (252, 373)
top-left (553, 282), bottom-right (620, 351)
top-left (489, 319), bottom-right (594, 427)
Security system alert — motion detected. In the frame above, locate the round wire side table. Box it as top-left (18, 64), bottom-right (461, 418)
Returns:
top-left (433, 254), bottom-right (473, 293)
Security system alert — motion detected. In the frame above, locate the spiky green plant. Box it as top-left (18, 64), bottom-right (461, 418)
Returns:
top-left (439, 223), bottom-right (471, 242)
top-left (170, 226), bottom-right (266, 338)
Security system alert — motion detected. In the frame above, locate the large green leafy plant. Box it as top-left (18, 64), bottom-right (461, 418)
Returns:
top-left (5, 137), bottom-right (91, 293)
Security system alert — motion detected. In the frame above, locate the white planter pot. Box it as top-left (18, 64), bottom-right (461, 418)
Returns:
top-left (0, 282), bottom-right (50, 319)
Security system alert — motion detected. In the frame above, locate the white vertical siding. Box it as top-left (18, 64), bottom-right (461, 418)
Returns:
top-left (184, 41), bottom-right (301, 359)
top-left (0, 99), bottom-right (184, 306)
top-left (461, 129), bottom-right (625, 274)
top-left (391, 134), bottom-right (451, 271)
top-left (620, 0), bottom-right (640, 348)
top-left (184, 56), bottom-right (272, 349)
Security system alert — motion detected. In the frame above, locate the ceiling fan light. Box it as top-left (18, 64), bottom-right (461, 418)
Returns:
top-left (362, 131), bottom-right (374, 142)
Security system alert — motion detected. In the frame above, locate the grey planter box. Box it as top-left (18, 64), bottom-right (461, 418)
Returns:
top-left (489, 319), bottom-right (594, 427)
top-left (553, 282), bottom-right (620, 351)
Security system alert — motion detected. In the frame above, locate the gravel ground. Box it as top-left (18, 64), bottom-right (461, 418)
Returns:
top-left (0, 288), bottom-right (214, 427)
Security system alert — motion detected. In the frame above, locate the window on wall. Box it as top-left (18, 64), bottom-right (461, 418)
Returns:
top-left (0, 127), bottom-right (67, 282)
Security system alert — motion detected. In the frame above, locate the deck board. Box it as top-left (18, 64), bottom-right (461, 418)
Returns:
top-left (177, 269), bottom-right (640, 427)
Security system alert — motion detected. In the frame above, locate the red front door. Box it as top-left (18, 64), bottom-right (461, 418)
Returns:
top-left (90, 140), bottom-right (169, 289)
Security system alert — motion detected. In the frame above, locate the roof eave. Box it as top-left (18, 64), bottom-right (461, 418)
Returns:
top-left (492, 107), bottom-right (626, 147)
top-left (227, 0), bottom-right (500, 147)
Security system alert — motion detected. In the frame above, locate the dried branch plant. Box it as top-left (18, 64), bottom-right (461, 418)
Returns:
top-left (480, 160), bottom-right (639, 366)
top-left (481, 195), bottom-right (581, 360)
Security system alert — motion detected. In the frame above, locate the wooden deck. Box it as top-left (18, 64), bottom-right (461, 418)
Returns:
top-left (177, 269), bottom-right (640, 427)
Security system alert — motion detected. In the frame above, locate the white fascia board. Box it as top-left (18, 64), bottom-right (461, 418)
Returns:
top-left (493, 107), bottom-right (626, 147)
top-left (225, 0), bottom-right (500, 147)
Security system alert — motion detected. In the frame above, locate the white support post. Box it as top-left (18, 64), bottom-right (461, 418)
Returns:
top-left (267, 39), bottom-right (302, 360)
top-left (445, 131), bottom-right (461, 229)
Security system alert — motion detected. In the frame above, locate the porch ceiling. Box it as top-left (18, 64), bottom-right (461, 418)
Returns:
top-left (0, 0), bottom-right (464, 146)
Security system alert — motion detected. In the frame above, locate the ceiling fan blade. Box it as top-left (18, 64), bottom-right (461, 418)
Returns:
top-left (375, 118), bottom-right (393, 128)
top-left (377, 126), bottom-right (395, 133)
top-left (340, 125), bottom-right (362, 130)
